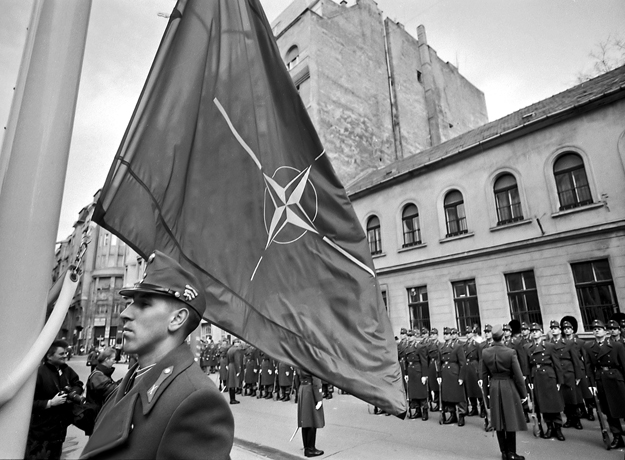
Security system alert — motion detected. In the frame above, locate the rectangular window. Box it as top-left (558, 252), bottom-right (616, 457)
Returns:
top-left (408, 286), bottom-right (430, 331)
top-left (295, 75), bottom-right (311, 108)
top-left (505, 271), bottom-right (543, 325)
top-left (452, 279), bottom-right (481, 334)
top-left (571, 259), bottom-right (620, 331)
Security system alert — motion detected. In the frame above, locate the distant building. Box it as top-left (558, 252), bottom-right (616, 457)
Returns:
top-left (347, 66), bottom-right (625, 335)
top-left (272, 0), bottom-right (487, 184)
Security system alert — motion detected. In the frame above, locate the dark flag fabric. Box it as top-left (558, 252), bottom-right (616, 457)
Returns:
top-left (93, 0), bottom-right (406, 415)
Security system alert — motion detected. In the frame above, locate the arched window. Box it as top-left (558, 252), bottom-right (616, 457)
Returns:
top-left (444, 190), bottom-right (467, 237)
top-left (494, 174), bottom-right (523, 225)
top-left (554, 153), bottom-right (592, 210)
top-left (402, 204), bottom-right (421, 247)
top-left (366, 216), bottom-right (382, 255)
top-left (285, 45), bottom-right (300, 70)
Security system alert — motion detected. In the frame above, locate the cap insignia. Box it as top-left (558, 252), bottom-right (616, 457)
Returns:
top-left (184, 285), bottom-right (199, 302)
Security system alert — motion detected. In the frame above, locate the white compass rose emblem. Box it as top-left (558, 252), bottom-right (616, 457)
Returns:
top-left (263, 165), bottom-right (318, 248)
top-left (213, 97), bottom-right (375, 281)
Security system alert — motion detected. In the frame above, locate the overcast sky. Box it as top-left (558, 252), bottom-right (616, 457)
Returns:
top-left (0, 0), bottom-right (623, 242)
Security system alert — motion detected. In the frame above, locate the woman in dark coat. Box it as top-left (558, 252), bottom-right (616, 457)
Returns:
top-left (482, 325), bottom-right (527, 460)
top-left (297, 369), bottom-right (324, 458)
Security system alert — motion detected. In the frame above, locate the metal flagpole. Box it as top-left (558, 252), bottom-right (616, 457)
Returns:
top-left (0, 0), bottom-right (91, 457)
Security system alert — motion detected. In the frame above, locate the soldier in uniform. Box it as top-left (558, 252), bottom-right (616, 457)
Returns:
top-left (426, 328), bottom-right (441, 411)
top-left (562, 317), bottom-right (596, 422)
top-left (258, 351), bottom-right (275, 399)
top-left (481, 324), bottom-right (527, 460)
top-left (206, 337), bottom-right (218, 374)
top-left (405, 330), bottom-right (429, 420)
top-left (397, 327), bottom-right (409, 397)
top-left (463, 326), bottom-right (484, 417)
top-left (243, 344), bottom-right (259, 396)
top-left (226, 339), bottom-right (243, 404)
top-left (549, 320), bottom-right (584, 430)
top-left (520, 322), bottom-right (531, 344)
top-left (607, 319), bottom-right (624, 344)
top-left (524, 323), bottom-right (565, 441)
top-left (439, 327), bottom-right (467, 426)
top-left (218, 339), bottom-right (230, 392)
top-left (278, 361), bottom-right (294, 401)
top-left (583, 319), bottom-right (625, 449)
top-left (502, 323), bottom-right (512, 348)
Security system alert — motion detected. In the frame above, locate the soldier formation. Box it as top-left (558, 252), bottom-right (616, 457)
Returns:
top-left (197, 338), bottom-right (335, 406)
top-left (396, 315), bottom-right (625, 453)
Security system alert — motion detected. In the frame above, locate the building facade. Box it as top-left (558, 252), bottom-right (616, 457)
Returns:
top-left (272, 0), bottom-right (487, 184)
top-left (348, 66), bottom-right (625, 335)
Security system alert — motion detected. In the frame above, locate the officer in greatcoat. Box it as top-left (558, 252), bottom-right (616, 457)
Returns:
top-left (426, 328), bottom-right (441, 411)
top-left (583, 319), bottom-right (625, 449)
top-left (226, 339), bottom-right (243, 404)
top-left (297, 368), bottom-right (325, 457)
top-left (405, 331), bottom-right (429, 420)
top-left (607, 319), bottom-right (624, 344)
top-left (481, 324), bottom-right (527, 460)
top-left (259, 351), bottom-right (275, 399)
top-left (561, 317), bottom-right (595, 421)
top-left (439, 327), bottom-right (467, 426)
top-left (549, 320), bottom-right (584, 430)
top-left (243, 344), bottom-right (259, 396)
top-left (524, 322), bottom-right (565, 441)
top-left (278, 361), bottom-right (294, 401)
top-left (80, 251), bottom-right (234, 460)
top-left (463, 326), bottom-right (485, 417)
top-left (218, 339), bottom-right (230, 391)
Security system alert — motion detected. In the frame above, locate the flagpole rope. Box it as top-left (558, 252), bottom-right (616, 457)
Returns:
top-left (322, 236), bottom-right (376, 278)
top-left (0, 221), bottom-right (91, 408)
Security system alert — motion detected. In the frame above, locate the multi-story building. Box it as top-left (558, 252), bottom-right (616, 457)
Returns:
top-left (347, 65), bottom-right (625, 335)
top-left (272, 0), bottom-right (487, 184)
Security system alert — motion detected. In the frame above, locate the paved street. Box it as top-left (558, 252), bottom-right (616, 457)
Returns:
top-left (60, 354), bottom-right (623, 459)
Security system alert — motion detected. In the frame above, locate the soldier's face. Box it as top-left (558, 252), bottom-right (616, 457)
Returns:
top-left (563, 326), bottom-right (573, 336)
top-left (521, 329), bottom-right (529, 337)
top-left (121, 294), bottom-right (176, 358)
top-left (551, 326), bottom-right (561, 336)
top-left (485, 331), bottom-right (492, 340)
top-left (593, 327), bottom-right (606, 339)
top-left (531, 329), bottom-right (543, 339)
top-left (610, 327), bottom-right (620, 337)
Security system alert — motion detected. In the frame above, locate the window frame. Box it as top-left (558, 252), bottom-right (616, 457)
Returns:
top-left (494, 174), bottom-right (524, 225)
top-left (444, 190), bottom-right (468, 238)
top-left (571, 259), bottom-right (620, 331)
top-left (407, 286), bottom-right (430, 332)
top-left (553, 153), bottom-right (593, 211)
top-left (401, 204), bottom-right (422, 248)
top-left (451, 279), bottom-right (481, 334)
top-left (366, 215), bottom-right (382, 255)
top-left (505, 270), bottom-right (543, 325)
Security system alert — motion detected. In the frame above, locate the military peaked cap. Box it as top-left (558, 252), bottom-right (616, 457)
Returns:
top-left (120, 250), bottom-right (206, 318)
top-left (492, 324), bottom-right (504, 340)
top-left (591, 319), bottom-right (605, 329)
top-left (549, 320), bottom-right (560, 329)
top-left (529, 322), bottom-right (542, 331)
top-left (607, 319), bottom-right (620, 329)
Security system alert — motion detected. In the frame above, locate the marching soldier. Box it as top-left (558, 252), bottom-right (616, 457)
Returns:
top-left (549, 320), bottom-right (584, 430)
top-left (583, 319), bottom-right (625, 449)
top-left (463, 326), bottom-right (485, 417)
top-left (405, 330), bottom-right (429, 420)
top-left (439, 327), bottom-right (467, 426)
top-left (426, 328), bottom-right (441, 411)
top-left (524, 323), bottom-right (565, 441)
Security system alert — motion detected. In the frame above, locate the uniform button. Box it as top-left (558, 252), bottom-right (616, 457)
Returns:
top-left (131, 424), bottom-right (134, 431)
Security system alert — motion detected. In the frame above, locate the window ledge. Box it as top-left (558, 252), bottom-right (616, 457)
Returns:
top-left (489, 219), bottom-right (533, 232)
top-left (398, 243), bottom-right (427, 253)
top-left (371, 252), bottom-right (386, 259)
top-left (551, 202), bottom-right (604, 218)
top-left (439, 232), bottom-right (474, 244)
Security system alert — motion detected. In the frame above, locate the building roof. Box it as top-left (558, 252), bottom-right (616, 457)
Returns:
top-left (347, 65), bottom-right (625, 198)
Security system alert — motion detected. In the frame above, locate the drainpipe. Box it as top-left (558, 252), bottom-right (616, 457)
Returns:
top-left (417, 25), bottom-right (442, 146)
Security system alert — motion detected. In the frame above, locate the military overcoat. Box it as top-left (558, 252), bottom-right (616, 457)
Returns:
top-left (583, 338), bottom-right (625, 418)
top-left (440, 339), bottom-right (466, 403)
top-left (481, 342), bottom-right (528, 432)
top-left (524, 340), bottom-right (564, 413)
top-left (80, 344), bottom-right (234, 460)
